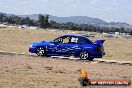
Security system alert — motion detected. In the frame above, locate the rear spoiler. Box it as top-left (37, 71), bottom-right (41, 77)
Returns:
top-left (93, 40), bottom-right (105, 44)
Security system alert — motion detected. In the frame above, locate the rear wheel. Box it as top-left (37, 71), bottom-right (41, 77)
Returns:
top-left (36, 47), bottom-right (46, 56)
top-left (79, 51), bottom-right (89, 60)
top-left (79, 51), bottom-right (94, 61)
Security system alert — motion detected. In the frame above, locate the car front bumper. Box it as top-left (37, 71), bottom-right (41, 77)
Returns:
top-left (29, 47), bottom-right (36, 53)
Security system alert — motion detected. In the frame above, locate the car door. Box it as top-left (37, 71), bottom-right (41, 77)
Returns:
top-left (47, 37), bottom-right (62, 55)
top-left (61, 36), bottom-right (83, 56)
top-left (58, 36), bottom-right (71, 56)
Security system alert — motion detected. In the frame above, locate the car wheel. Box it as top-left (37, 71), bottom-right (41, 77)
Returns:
top-left (79, 51), bottom-right (89, 60)
top-left (36, 47), bottom-right (45, 56)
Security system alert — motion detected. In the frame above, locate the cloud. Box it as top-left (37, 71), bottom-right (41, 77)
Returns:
top-left (90, 0), bottom-right (99, 5)
top-left (0, 0), bottom-right (132, 24)
top-left (112, 0), bottom-right (119, 6)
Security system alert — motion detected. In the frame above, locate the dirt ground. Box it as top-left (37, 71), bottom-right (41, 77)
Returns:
top-left (0, 54), bottom-right (131, 88)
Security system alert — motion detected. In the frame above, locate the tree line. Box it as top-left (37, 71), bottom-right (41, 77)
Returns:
top-left (0, 13), bottom-right (132, 35)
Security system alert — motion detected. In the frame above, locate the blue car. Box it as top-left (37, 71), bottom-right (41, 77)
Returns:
top-left (29, 35), bottom-right (105, 60)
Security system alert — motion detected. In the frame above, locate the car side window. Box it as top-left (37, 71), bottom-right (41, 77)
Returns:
top-left (70, 37), bottom-right (83, 44)
top-left (54, 38), bottom-right (63, 43)
top-left (62, 37), bottom-right (70, 44)
top-left (71, 37), bottom-right (78, 43)
top-left (53, 36), bottom-right (71, 44)
top-left (77, 38), bottom-right (84, 44)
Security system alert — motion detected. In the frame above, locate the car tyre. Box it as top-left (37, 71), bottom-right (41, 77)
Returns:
top-left (79, 51), bottom-right (89, 60)
top-left (79, 51), bottom-right (94, 61)
top-left (36, 47), bottom-right (46, 56)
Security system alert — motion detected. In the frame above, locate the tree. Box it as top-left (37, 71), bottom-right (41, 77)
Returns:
top-left (49, 20), bottom-right (57, 28)
top-left (120, 27), bottom-right (125, 33)
top-left (29, 19), bottom-right (37, 26)
top-left (24, 17), bottom-right (31, 26)
top-left (130, 30), bottom-right (132, 35)
top-left (44, 15), bottom-right (50, 28)
top-left (0, 13), bottom-right (5, 22)
top-left (6, 16), bottom-right (14, 24)
top-left (12, 16), bottom-right (21, 25)
top-left (37, 14), bottom-right (50, 29)
top-left (37, 14), bottom-right (45, 28)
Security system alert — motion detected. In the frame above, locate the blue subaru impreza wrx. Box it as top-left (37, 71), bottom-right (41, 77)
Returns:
top-left (29, 35), bottom-right (105, 60)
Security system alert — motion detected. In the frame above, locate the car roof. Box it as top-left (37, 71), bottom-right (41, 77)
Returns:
top-left (61, 34), bottom-right (93, 44)
top-left (62, 34), bottom-right (83, 38)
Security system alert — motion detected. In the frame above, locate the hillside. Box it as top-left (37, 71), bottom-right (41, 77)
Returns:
top-left (0, 12), bottom-right (132, 29)
top-left (19, 14), bottom-right (132, 29)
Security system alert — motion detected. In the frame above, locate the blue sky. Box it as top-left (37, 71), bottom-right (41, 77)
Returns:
top-left (0, 0), bottom-right (132, 24)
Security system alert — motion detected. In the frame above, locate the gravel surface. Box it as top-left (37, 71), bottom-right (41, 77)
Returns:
top-left (0, 54), bottom-right (132, 88)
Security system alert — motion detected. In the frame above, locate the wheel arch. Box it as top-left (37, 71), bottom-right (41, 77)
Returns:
top-left (35, 46), bottom-right (46, 53)
top-left (78, 49), bottom-right (91, 56)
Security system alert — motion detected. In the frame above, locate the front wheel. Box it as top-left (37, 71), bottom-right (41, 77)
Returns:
top-left (36, 47), bottom-right (46, 56)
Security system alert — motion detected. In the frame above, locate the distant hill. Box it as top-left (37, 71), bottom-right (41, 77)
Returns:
top-left (49, 16), bottom-right (107, 25)
top-left (19, 14), bottom-right (39, 20)
top-left (19, 14), bottom-right (107, 25)
top-left (1, 12), bottom-right (132, 29)
top-left (19, 14), bottom-right (132, 29)
top-left (102, 22), bottom-right (132, 29)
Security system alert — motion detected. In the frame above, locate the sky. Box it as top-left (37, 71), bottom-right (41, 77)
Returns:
top-left (0, 0), bottom-right (132, 24)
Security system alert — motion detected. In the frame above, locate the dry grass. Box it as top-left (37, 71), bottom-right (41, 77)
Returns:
top-left (0, 27), bottom-right (132, 61)
top-left (91, 36), bottom-right (132, 61)
top-left (0, 28), bottom-right (62, 54)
